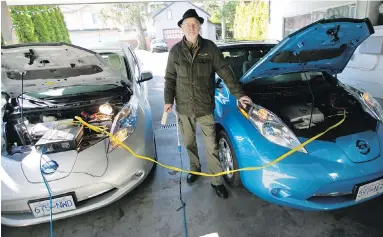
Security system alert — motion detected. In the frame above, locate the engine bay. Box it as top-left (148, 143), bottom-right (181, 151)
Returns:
top-left (2, 101), bottom-right (122, 156)
top-left (243, 73), bottom-right (378, 140)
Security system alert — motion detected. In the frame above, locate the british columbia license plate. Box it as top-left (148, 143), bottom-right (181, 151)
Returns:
top-left (29, 195), bottom-right (76, 217)
top-left (355, 178), bottom-right (383, 202)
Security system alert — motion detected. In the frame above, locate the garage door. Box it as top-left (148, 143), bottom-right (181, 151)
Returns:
top-left (163, 29), bottom-right (183, 48)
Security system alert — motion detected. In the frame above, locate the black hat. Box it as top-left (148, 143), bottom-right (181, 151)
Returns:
top-left (178, 9), bottom-right (204, 27)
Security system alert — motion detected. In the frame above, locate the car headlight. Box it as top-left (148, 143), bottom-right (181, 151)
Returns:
top-left (342, 84), bottom-right (383, 122)
top-left (238, 102), bottom-right (307, 153)
top-left (108, 96), bottom-right (138, 152)
top-left (360, 92), bottom-right (383, 122)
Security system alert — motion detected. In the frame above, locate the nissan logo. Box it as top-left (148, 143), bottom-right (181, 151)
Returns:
top-left (356, 140), bottom-right (370, 155)
top-left (41, 160), bottom-right (59, 175)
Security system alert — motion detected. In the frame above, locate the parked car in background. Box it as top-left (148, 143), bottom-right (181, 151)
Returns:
top-left (214, 18), bottom-right (383, 211)
top-left (150, 39), bottom-right (168, 53)
top-left (1, 41), bottom-right (156, 226)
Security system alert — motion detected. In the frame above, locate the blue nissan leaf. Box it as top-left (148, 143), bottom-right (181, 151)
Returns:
top-left (214, 18), bottom-right (383, 210)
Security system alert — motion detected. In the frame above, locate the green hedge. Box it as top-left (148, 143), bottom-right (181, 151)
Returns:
top-left (9, 5), bottom-right (71, 44)
top-left (234, 1), bottom-right (269, 41)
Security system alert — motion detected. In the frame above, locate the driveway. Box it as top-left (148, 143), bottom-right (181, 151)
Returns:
top-left (2, 50), bottom-right (383, 237)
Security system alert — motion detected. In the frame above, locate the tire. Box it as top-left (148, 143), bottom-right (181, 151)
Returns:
top-left (217, 130), bottom-right (242, 187)
top-left (149, 135), bottom-right (158, 175)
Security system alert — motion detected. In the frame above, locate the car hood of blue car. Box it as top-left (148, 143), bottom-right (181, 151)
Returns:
top-left (240, 18), bottom-right (375, 84)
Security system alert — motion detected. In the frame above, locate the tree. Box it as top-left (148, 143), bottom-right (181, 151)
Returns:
top-left (54, 7), bottom-right (71, 43)
top-left (29, 6), bottom-right (52, 42)
top-left (9, 6), bottom-right (38, 43)
top-left (195, 0), bottom-right (238, 39)
top-left (234, 0), bottom-right (268, 41)
top-left (100, 3), bottom-right (148, 50)
top-left (47, 6), bottom-right (64, 42)
top-left (41, 6), bottom-right (56, 41)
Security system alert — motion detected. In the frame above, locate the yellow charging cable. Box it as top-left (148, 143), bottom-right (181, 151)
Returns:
top-left (74, 110), bottom-right (346, 177)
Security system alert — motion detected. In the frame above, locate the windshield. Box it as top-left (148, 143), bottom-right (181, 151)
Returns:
top-left (25, 84), bottom-right (120, 100)
top-left (219, 45), bottom-right (274, 79)
top-left (99, 52), bottom-right (128, 77)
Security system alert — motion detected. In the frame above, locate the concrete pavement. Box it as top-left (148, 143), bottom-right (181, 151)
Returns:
top-left (2, 51), bottom-right (383, 237)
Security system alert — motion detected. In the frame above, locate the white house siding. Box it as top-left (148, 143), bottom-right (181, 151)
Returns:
top-left (154, 2), bottom-right (214, 47)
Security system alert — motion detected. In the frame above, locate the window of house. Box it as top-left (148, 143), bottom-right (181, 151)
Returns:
top-left (167, 10), bottom-right (172, 20)
top-left (163, 29), bottom-right (183, 39)
top-left (92, 13), bottom-right (98, 24)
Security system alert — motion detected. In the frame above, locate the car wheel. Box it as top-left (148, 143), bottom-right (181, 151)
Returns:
top-left (149, 135), bottom-right (158, 174)
top-left (217, 130), bottom-right (242, 187)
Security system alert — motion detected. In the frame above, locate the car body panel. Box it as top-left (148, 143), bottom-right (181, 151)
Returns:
top-left (241, 18), bottom-right (374, 83)
top-left (1, 43), bottom-right (131, 98)
top-left (215, 36), bottom-right (383, 210)
top-left (1, 42), bottom-right (155, 226)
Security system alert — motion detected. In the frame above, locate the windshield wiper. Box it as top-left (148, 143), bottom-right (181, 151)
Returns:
top-left (19, 94), bottom-right (60, 107)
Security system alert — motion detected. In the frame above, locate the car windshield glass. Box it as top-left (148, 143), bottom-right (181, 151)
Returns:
top-left (219, 46), bottom-right (274, 80)
top-left (25, 84), bottom-right (120, 100)
top-left (99, 52), bottom-right (128, 77)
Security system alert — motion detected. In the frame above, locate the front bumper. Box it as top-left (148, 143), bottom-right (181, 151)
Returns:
top-left (1, 145), bottom-right (154, 227)
top-left (152, 46), bottom-right (168, 52)
top-left (2, 171), bottom-right (147, 226)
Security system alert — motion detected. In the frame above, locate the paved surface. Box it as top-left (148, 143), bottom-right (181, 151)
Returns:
top-left (2, 51), bottom-right (383, 237)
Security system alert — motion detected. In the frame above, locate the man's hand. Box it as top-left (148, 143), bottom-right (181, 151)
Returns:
top-left (239, 96), bottom-right (252, 109)
top-left (164, 104), bottom-right (173, 112)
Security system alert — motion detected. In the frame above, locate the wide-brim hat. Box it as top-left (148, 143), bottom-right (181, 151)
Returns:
top-left (178, 9), bottom-right (204, 27)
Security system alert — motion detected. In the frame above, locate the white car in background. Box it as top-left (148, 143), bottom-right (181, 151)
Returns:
top-left (338, 25), bottom-right (383, 105)
top-left (1, 42), bottom-right (156, 226)
top-left (150, 39), bottom-right (168, 53)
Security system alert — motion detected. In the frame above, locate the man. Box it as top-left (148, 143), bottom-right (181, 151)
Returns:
top-left (164, 9), bottom-right (252, 199)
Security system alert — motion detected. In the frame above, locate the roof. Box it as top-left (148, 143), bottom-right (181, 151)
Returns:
top-left (152, 1), bottom-right (210, 19)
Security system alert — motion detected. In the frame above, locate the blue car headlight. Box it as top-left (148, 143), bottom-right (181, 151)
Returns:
top-left (360, 92), bottom-right (383, 122)
top-left (238, 102), bottom-right (307, 153)
top-left (342, 84), bottom-right (383, 122)
top-left (108, 95), bottom-right (138, 153)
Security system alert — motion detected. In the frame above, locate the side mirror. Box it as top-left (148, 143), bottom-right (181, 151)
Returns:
top-left (139, 71), bottom-right (153, 83)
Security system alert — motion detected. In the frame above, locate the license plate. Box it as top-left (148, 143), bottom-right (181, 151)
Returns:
top-left (355, 178), bottom-right (383, 201)
top-left (29, 195), bottom-right (76, 217)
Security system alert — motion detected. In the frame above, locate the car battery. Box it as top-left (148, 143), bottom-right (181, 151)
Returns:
top-left (35, 126), bottom-right (84, 154)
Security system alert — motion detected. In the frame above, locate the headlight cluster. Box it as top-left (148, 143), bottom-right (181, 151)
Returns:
top-left (342, 84), bottom-right (383, 122)
top-left (238, 102), bottom-right (307, 153)
top-left (108, 96), bottom-right (138, 152)
top-left (361, 92), bottom-right (383, 122)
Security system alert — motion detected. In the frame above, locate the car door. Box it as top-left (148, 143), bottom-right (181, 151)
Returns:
top-left (123, 46), bottom-right (154, 147)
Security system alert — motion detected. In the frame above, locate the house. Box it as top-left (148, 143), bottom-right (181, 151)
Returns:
top-left (151, 2), bottom-right (217, 48)
top-left (59, 4), bottom-right (138, 48)
top-left (267, 0), bottom-right (383, 101)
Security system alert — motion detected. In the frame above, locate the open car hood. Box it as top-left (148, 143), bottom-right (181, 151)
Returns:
top-left (1, 43), bottom-right (131, 98)
top-left (240, 18), bottom-right (375, 84)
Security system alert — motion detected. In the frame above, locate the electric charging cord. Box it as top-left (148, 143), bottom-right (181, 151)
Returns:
top-left (39, 146), bottom-right (54, 237)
